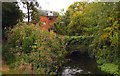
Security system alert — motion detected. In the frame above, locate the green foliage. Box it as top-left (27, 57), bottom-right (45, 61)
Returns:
top-left (52, 1), bottom-right (120, 75)
top-left (51, 15), bottom-right (68, 35)
top-left (3, 1), bottom-right (120, 75)
top-left (99, 63), bottom-right (119, 74)
top-left (31, 8), bottom-right (41, 24)
top-left (51, 2), bottom-right (88, 36)
top-left (3, 22), bottom-right (67, 74)
top-left (88, 2), bottom-right (120, 75)
top-left (21, 0), bottom-right (40, 24)
top-left (2, 2), bottom-right (24, 40)
top-left (2, 2), bottom-right (24, 28)
top-left (64, 36), bottom-right (93, 54)
top-left (65, 36), bottom-right (92, 45)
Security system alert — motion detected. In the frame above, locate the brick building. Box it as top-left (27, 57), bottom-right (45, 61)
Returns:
top-left (40, 10), bottom-right (58, 30)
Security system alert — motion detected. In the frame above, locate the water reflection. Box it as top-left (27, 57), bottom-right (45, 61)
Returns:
top-left (62, 67), bottom-right (84, 74)
top-left (62, 66), bottom-right (93, 76)
top-left (61, 51), bottom-right (103, 75)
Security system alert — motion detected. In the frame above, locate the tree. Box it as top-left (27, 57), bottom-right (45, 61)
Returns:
top-left (52, 1), bottom-right (120, 74)
top-left (31, 5), bottom-right (41, 24)
top-left (21, 0), bottom-right (40, 24)
top-left (51, 2), bottom-right (88, 36)
top-left (2, 2), bottom-right (24, 28)
top-left (82, 2), bottom-right (120, 74)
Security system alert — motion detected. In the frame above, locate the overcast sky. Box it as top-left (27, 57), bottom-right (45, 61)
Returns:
top-left (18, 0), bottom-right (83, 21)
top-left (18, 0), bottom-right (83, 14)
top-left (37, 0), bottom-right (81, 12)
top-left (18, 0), bottom-right (96, 21)
top-left (37, 0), bottom-right (119, 12)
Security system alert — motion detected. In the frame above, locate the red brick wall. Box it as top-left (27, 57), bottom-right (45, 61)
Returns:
top-left (40, 16), bottom-right (57, 30)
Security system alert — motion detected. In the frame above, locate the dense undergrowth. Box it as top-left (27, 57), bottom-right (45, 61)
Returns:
top-left (3, 22), bottom-right (67, 74)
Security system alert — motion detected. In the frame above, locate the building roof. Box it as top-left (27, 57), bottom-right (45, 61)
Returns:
top-left (39, 10), bottom-right (59, 16)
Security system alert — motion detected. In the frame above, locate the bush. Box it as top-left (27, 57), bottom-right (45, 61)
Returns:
top-left (3, 22), bottom-right (67, 74)
top-left (90, 17), bottom-right (120, 75)
top-left (99, 63), bottom-right (119, 74)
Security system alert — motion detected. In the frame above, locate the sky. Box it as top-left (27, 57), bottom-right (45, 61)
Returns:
top-left (18, 0), bottom-right (119, 21)
top-left (18, 0), bottom-right (82, 14)
top-left (35, 0), bottom-right (120, 12)
top-left (37, 0), bottom-right (81, 12)
top-left (18, 0), bottom-right (83, 21)
top-left (18, 0), bottom-right (97, 21)
top-left (18, 0), bottom-right (97, 14)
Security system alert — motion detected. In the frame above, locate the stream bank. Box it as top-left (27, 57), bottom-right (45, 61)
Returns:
top-left (58, 51), bottom-right (113, 76)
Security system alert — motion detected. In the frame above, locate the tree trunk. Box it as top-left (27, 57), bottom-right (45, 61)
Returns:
top-left (27, 2), bottom-right (30, 24)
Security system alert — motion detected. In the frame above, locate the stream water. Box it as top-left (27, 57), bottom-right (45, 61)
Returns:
top-left (60, 51), bottom-right (105, 76)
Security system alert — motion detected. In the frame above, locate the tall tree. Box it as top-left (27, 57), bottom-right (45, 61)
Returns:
top-left (2, 2), bottom-right (24, 28)
top-left (21, 0), bottom-right (40, 24)
top-left (31, 5), bottom-right (41, 24)
top-left (51, 2), bottom-right (88, 36)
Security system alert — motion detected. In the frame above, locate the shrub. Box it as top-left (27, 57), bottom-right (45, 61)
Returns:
top-left (3, 22), bottom-right (67, 74)
top-left (99, 63), bottom-right (119, 74)
top-left (90, 17), bottom-right (120, 75)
